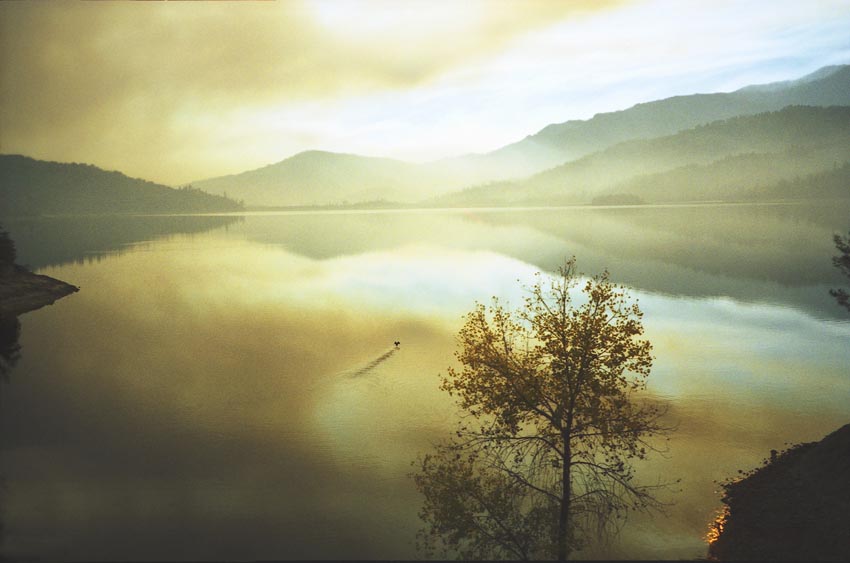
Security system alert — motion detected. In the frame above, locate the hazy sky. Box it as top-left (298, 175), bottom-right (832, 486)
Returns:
top-left (2, 0), bottom-right (849, 185)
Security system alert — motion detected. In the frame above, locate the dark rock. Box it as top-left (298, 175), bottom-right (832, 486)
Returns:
top-left (0, 265), bottom-right (78, 317)
top-left (709, 424), bottom-right (850, 561)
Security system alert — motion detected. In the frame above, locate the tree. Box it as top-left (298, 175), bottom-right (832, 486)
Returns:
top-left (830, 231), bottom-right (850, 312)
top-left (413, 259), bottom-right (672, 561)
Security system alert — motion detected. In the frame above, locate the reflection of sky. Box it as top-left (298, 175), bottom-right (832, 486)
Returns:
top-left (643, 294), bottom-right (850, 404)
top-left (3, 217), bottom-right (849, 560)
top-left (231, 204), bottom-right (850, 319)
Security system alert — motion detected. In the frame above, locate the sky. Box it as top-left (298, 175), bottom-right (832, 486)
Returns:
top-left (1, 0), bottom-right (850, 186)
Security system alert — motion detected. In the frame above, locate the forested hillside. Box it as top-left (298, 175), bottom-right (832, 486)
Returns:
top-left (436, 106), bottom-right (850, 205)
top-left (1, 155), bottom-right (244, 216)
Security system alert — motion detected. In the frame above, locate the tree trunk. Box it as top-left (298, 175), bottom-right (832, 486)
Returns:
top-left (558, 442), bottom-right (572, 561)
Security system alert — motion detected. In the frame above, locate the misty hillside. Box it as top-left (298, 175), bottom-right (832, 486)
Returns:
top-left (0, 155), bottom-right (244, 216)
top-left (195, 65), bottom-right (850, 207)
top-left (612, 145), bottom-right (850, 203)
top-left (454, 64), bottom-right (850, 179)
top-left (193, 150), bottom-right (470, 207)
top-left (744, 160), bottom-right (850, 201)
top-left (437, 105), bottom-right (850, 205)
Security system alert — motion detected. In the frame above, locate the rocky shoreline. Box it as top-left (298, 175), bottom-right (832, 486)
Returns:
top-left (0, 265), bottom-right (79, 317)
top-left (708, 423), bottom-right (850, 561)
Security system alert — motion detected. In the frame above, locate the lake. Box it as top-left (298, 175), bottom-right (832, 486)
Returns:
top-left (2, 202), bottom-right (849, 560)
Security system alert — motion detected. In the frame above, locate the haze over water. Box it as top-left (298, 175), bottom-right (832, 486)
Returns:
top-left (2, 203), bottom-right (849, 560)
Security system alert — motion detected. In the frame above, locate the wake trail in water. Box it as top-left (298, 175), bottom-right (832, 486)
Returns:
top-left (345, 347), bottom-right (398, 379)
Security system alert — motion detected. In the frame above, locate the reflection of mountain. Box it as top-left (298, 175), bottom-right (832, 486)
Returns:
top-left (0, 154), bottom-right (244, 216)
top-left (236, 203), bottom-right (850, 319)
top-left (480, 203), bottom-right (843, 275)
top-left (194, 65), bottom-right (850, 207)
top-left (439, 106), bottom-right (850, 205)
top-left (4, 214), bottom-right (243, 270)
top-left (470, 203), bottom-right (850, 318)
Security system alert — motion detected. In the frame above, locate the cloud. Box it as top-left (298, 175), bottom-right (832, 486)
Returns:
top-left (2, 0), bottom-right (848, 184)
top-left (0, 0), bottom-right (621, 184)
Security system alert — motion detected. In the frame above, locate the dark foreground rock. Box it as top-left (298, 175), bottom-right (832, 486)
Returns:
top-left (709, 423), bottom-right (850, 561)
top-left (0, 265), bottom-right (79, 317)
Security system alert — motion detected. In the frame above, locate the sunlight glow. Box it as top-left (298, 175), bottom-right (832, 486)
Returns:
top-left (308, 0), bottom-right (485, 40)
top-left (705, 505), bottom-right (730, 545)
top-left (2, 0), bottom-right (848, 183)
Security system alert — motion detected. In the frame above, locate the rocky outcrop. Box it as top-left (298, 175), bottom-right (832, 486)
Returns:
top-left (0, 266), bottom-right (78, 317)
top-left (708, 424), bottom-right (850, 561)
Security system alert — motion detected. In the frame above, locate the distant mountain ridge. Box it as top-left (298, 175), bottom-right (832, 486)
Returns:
top-left (472, 64), bottom-right (850, 177)
top-left (5, 66), bottom-right (846, 212)
top-left (437, 105), bottom-right (850, 205)
top-left (0, 154), bottom-right (243, 216)
top-left (192, 150), bottom-right (449, 208)
top-left (194, 65), bottom-right (850, 207)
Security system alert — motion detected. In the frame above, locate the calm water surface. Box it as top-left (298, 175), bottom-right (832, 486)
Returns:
top-left (2, 203), bottom-right (849, 560)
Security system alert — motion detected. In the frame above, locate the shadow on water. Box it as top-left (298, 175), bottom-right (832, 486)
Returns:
top-left (1, 214), bottom-right (243, 270)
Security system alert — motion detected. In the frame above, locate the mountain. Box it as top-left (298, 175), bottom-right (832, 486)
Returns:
top-left (0, 155), bottom-right (244, 216)
top-left (193, 150), bottom-right (451, 207)
top-left (611, 144), bottom-right (850, 203)
top-left (195, 65), bottom-right (850, 207)
top-left (449, 65), bottom-right (850, 179)
top-left (436, 105), bottom-right (850, 205)
top-left (744, 161), bottom-right (850, 201)
top-left (193, 150), bottom-right (503, 207)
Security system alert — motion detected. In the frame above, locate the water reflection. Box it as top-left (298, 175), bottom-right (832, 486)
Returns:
top-left (0, 315), bottom-right (20, 558)
top-left (236, 202), bottom-right (850, 319)
top-left (477, 203), bottom-right (850, 318)
top-left (0, 315), bottom-right (21, 381)
top-left (1, 244), bottom-right (462, 560)
top-left (2, 214), bottom-right (242, 270)
top-left (1, 206), bottom-right (849, 560)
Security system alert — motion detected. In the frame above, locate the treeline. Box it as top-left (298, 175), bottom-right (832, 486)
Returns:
top-left (0, 154), bottom-right (244, 216)
top-left (436, 106), bottom-right (850, 206)
top-left (530, 105), bottom-right (850, 200)
top-left (747, 160), bottom-right (850, 200)
top-left (613, 148), bottom-right (850, 203)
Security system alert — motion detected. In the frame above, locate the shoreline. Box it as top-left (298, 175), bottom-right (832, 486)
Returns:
top-left (709, 423), bottom-right (850, 560)
top-left (0, 266), bottom-right (79, 317)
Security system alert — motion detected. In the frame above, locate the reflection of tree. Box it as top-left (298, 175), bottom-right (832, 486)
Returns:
top-left (830, 231), bottom-right (850, 312)
top-left (0, 225), bottom-right (15, 270)
top-left (412, 260), bottom-right (672, 561)
top-left (5, 214), bottom-right (242, 271)
top-left (0, 475), bottom-right (5, 561)
top-left (0, 315), bottom-right (21, 381)
top-left (1, 225), bottom-right (22, 381)
top-left (0, 313), bottom-right (20, 558)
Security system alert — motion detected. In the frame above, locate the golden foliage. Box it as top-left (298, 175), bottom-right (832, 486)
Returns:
top-left (413, 259), bottom-right (672, 560)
